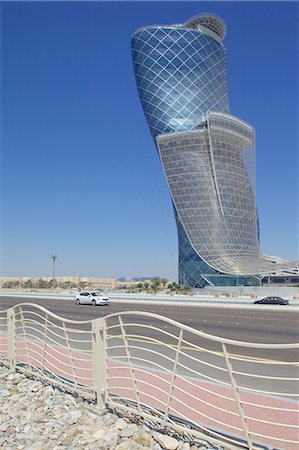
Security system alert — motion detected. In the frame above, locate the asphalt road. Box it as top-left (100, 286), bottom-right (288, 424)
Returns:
top-left (0, 294), bottom-right (298, 344)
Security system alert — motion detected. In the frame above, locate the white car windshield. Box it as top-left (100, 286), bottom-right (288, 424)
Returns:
top-left (90, 292), bottom-right (100, 296)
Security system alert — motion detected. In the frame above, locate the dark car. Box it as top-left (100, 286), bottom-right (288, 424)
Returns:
top-left (254, 296), bottom-right (289, 305)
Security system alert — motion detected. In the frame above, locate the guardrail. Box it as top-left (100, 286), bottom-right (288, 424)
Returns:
top-left (0, 303), bottom-right (298, 450)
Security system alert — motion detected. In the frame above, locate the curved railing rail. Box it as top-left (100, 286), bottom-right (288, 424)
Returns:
top-left (0, 303), bottom-right (298, 450)
top-left (0, 303), bottom-right (95, 399)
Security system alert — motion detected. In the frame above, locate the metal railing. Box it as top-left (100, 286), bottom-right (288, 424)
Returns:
top-left (0, 303), bottom-right (298, 450)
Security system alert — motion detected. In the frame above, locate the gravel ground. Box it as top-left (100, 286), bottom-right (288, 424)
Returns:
top-left (0, 365), bottom-right (224, 450)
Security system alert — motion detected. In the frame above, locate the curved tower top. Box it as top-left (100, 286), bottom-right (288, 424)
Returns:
top-left (183, 13), bottom-right (226, 42)
top-left (131, 15), bottom-right (230, 139)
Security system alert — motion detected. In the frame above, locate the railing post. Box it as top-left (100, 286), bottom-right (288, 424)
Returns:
top-left (92, 317), bottom-right (106, 408)
top-left (7, 308), bottom-right (16, 372)
top-left (164, 328), bottom-right (183, 424)
top-left (222, 343), bottom-right (253, 450)
top-left (119, 316), bottom-right (142, 414)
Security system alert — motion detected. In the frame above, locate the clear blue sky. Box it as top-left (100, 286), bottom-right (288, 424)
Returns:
top-left (1, 1), bottom-right (298, 280)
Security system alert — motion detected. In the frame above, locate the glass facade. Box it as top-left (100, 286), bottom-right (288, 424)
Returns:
top-left (131, 14), bottom-right (297, 287)
top-left (131, 23), bottom-right (229, 140)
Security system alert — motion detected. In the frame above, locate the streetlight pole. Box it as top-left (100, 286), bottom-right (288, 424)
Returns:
top-left (51, 255), bottom-right (58, 289)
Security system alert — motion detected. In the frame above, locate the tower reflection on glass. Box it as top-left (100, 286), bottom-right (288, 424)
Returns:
top-left (131, 14), bottom-right (298, 287)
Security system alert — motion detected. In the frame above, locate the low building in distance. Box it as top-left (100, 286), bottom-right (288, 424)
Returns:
top-left (0, 276), bottom-right (116, 291)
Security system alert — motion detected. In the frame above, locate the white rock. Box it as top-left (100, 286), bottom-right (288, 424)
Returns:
top-left (93, 429), bottom-right (105, 439)
top-left (43, 386), bottom-right (54, 396)
top-left (153, 431), bottom-right (179, 449)
top-left (119, 423), bottom-right (137, 438)
top-left (115, 439), bottom-right (139, 450)
top-left (65, 409), bottom-right (82, 425)
top-left (12, 373), bottom-right (22, 384)
top-left (8, 410), bottom-right (18, 419)
top-left (134, 427), bottom-right (152, 446)
top-left (114, 418), bottom-right (128, 429)
top-left (16, 432), bottom-right (36, 440)
top-left (0, 423), bottom-right (9, 432)
top-left (1, 389), bottom-right (10, 397)
top-left (182, 443), bottom-right (191, 450)
top-left (103, 431), bottom-right (118, 446)
top-left (31, 386), bottom-right (40, 393)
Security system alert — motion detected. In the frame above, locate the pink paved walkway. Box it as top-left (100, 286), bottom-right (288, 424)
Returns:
top-left (0, 334), bottom-right (298, 450)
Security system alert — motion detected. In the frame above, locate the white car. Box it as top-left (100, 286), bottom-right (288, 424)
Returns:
top-left (75, 291), bottom-right (110, 306)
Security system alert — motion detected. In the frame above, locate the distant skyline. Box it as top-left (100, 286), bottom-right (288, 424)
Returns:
top-left (1, 1), bottom-right (298, 280)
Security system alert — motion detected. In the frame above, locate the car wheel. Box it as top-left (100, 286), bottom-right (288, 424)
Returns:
top-left (92, 299), bottom-right (96, 306)
top-left (76, 299), bottom-right (80, 305)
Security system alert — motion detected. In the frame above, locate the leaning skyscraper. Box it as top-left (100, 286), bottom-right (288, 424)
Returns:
top-left (131, 13), bottom-right (298, 287)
